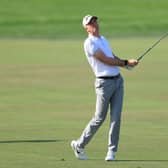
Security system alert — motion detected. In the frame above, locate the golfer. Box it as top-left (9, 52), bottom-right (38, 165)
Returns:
top-left (71, 15), bottom-right (138, 161)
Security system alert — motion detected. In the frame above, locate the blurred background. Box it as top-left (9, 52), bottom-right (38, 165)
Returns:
top-left (0, 0), bottom-right (168, 168)
top-left (0, 0), bottom-right (167, 39)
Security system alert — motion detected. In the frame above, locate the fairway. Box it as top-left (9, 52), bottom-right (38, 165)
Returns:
top-left (0, 38), bottom-right (168, 168)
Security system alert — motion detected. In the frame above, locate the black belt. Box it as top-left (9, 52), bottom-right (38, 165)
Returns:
top-left (97, 74), bottom-right (120, 80)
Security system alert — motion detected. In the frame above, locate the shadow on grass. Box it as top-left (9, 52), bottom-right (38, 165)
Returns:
top-left (56, 158), bottom-right (168, 162)
top-left (90, 159), bottom-right (168, 162)
top-left (0, 139), bottom-right (64, 144)
top-left (114, 160), bottom-right (168, 162)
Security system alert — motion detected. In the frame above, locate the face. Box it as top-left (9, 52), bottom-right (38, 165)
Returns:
top-left (85, 18), bottom-right (99, 35)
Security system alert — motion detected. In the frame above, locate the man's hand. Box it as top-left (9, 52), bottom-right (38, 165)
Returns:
top-left (127, 59), bottom-right (139, 66)
top-left (124, 59), bottom-right (139, 70)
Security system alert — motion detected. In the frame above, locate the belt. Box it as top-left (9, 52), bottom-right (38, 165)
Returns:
top-left (97, 74), bottom-right (120, 80)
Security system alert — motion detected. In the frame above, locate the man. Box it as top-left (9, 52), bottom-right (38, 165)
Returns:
top-left (71, 15), bottom-right (138, 161)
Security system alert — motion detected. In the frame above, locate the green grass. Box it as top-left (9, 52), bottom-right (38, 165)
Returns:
top-left (0, 38), bottom-right (168, 168)
top-left (0, 0), bottom-right (167, 39)
top-left (0, 1), bottom-right (167, 167)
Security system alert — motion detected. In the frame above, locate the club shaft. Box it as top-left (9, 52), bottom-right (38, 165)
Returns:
top-left (137, 32), bottom-right (168, 61)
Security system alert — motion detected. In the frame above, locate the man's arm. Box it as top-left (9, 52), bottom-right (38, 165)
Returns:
top-left (93, 50), bottom-right (138, 67)
top-left (94, 50), bottom-right (126, 67)
top-left (113, 52), bottom-right (139, 67)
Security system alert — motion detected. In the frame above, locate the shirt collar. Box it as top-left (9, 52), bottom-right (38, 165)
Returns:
top-left (88, 34), bottom-right (102, 39)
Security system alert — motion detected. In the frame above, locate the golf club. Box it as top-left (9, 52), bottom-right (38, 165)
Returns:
top-left (137, 32), bottom-right (168, 61)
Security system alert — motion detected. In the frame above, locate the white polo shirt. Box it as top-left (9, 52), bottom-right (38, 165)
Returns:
top-left (84, 34), bottom-right (120, 77)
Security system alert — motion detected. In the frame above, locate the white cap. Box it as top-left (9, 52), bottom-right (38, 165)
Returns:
top-left (82, 15), bottom-right (98, 28)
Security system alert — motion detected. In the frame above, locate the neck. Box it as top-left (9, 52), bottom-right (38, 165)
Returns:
top-left (89, 32), bottom-right (100, 38)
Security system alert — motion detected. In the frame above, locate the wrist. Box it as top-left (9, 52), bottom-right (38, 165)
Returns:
top-left (124, 60), bottom-right (128, 66)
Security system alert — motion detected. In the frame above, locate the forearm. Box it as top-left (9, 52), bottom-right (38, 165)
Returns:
top-left (113, 52), bottom-right (139, 67)
top-left (94, 50), bottom-right (126, 67)
top-left (100, 56), bottom-right (126, 67)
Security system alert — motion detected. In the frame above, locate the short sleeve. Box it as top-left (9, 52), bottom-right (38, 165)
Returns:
top-left (84, 39), bottom-right (99, 56)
